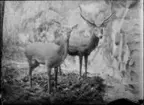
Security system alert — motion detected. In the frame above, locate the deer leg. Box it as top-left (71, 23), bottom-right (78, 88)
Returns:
top-left (59, 66), bottom-right (62, 76)
top-left (46, 63), bottom-right (51, 94)
top-left (84, 55), bottom-right (88, 77)
top-left (79, 55), bottom-right (83, 77)
top-left (29, 66), bottom-right (33, 88)
top-left (48, 68), bottom-right (51, 93)
top-left (28, 60), bottom-right (39, 88)
top-left (54, 67), bottom-right (58, 90)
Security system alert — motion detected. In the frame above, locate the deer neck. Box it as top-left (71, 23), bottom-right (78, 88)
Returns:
top-left (88, 33), bottom-right (99, 50)
top-left (58, 37), bottom-right (69, 58)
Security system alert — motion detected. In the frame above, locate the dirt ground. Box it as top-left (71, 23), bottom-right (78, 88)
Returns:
top-left (2, 63), bottom-right (107, 105)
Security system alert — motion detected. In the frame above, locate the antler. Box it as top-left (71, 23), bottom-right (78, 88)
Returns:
top-left (79, 4), bottom-right (115, 27)
top-left (101, 12), bottom-right (115, 27)
top-left (79, 5), bottom-right (96, 27)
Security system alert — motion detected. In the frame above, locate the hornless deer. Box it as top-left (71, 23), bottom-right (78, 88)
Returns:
top-left (53, 25), bottom-right (78, 76)
top-left (25, 24), bottom-right (77, 93)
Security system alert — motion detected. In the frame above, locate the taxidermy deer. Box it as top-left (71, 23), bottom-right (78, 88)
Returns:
top-left (56, 7), bottom-right (114, 78)
top-left (25, 24), bottom-right (77, 93)
top-left (66, 6), bottom-right (114, 78)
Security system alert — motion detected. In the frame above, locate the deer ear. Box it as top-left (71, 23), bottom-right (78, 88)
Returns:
top-left (72, 24), bottom-right (78, 30)
top-left (68, 24), bottom-right (78, 33)
top-left (100, 28), bottom-right (104, 35)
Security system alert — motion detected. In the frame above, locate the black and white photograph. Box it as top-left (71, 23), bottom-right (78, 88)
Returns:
top-left (1, 0), bottom-right (143, 105)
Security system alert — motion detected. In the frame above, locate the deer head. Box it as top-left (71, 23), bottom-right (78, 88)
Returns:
top-left (79, 5), bottom-right (114, 39)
